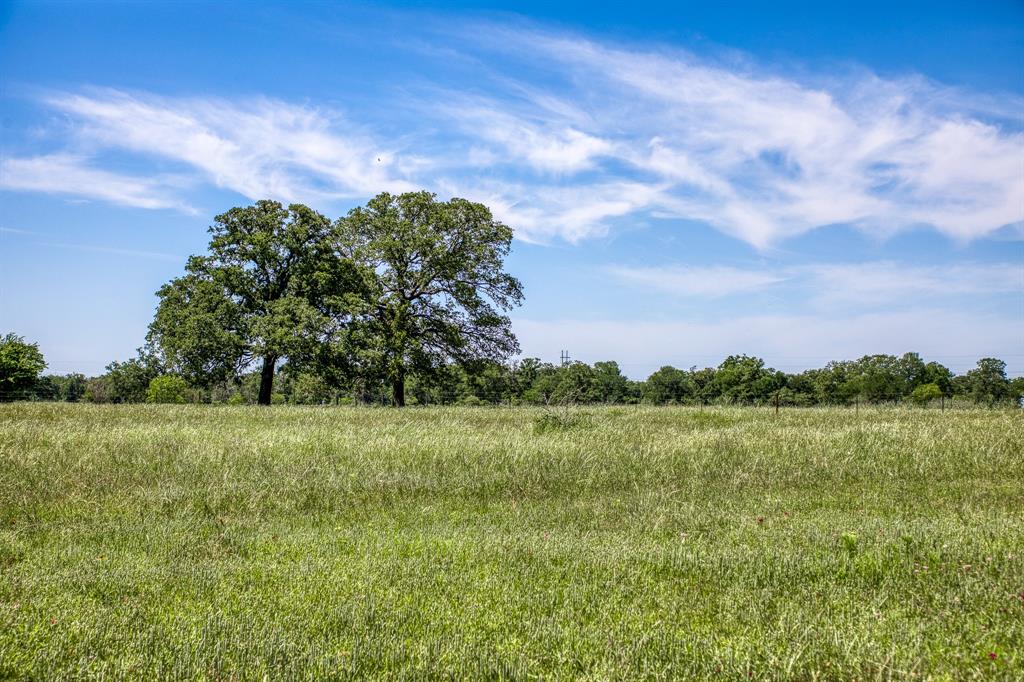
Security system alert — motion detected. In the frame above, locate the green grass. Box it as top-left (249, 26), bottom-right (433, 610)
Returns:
top-left (1, 404), bottom-right (1022, 680)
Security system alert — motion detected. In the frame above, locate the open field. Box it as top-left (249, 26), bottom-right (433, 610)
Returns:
top-left (0, 404), bottom-right (1022, 680)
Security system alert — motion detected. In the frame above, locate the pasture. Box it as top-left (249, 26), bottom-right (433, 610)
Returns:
top-left (1, 404), bottom-right (1021, 679)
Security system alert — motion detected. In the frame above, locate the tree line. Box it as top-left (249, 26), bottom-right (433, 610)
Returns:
top-left (1, 192), bottom-right (1021, 408)
top-left (3, 335), bottom-right (1020, 407)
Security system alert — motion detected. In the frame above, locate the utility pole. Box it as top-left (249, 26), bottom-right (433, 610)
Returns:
top-left (560, 350), bottom-right (570, 367)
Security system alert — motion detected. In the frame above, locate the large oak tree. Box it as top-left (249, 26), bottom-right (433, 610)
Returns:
top-left (335, 192), bottom-right (523, 406)
top-left (148, 201), bottom-right (361, 405)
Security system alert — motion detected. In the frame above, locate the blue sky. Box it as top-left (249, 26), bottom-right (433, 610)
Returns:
top-left (1, 0), bottom-right (1022, 378)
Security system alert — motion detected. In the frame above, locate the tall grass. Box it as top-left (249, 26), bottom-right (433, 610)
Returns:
top-left (1, 404), bottom-right (1021, 679)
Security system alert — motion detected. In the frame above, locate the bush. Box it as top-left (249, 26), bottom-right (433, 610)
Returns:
top-left (910, 383), bottom-right (942, 406)
top-left (145, 376), bottom-right (190, 404)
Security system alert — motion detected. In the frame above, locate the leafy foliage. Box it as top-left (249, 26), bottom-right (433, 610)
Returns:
top-left (145, 375), bottom-right (191, 404)
top-left (148, 201), bottom-right (361, 404)
top-left (910, 382), bottom-right (943, 406)
top-left (0, 333), bottom-right (46, 402)
top-left (332, 192), bottom-right (523, 406)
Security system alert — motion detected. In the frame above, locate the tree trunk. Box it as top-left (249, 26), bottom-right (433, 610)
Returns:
top-left (392, 375), bottom-right (406, 407)
top-left (257, 356), bottom-right (277, 406)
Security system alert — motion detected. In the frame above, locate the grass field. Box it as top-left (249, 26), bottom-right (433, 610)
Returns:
top-left (0, 404), bottom-right (1022, 680)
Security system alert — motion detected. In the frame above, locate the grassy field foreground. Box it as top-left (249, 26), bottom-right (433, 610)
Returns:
top-left (0, 404), bottom-right (1022, 679)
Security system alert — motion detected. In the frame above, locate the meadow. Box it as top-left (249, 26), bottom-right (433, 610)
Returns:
top-left (0, 403), bottom-right (1021, 680)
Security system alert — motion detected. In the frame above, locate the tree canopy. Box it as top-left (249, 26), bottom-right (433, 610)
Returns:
top-left (0, 333), bottom-right (47, 402)
top-left (333, 191), bottom-right (523, 406)
top-left (148, 201), bottom-right (362, 405)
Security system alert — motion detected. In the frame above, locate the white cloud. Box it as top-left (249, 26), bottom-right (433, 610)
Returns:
top-left (438, 178), bottom-right (666, 244)
top-left (44, 90), bottom-right (416, 204)
top-left (0, 153), bottom-right (190, 211)
top-left (6, 24), bottom-right (1023, 246)
top-left (443, 104), bottom-right (612, 173)
top-left (452, 26), bottom-right (1024, 246)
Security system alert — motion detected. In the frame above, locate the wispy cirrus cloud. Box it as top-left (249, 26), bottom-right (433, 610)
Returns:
top-left (0, 153), bottom-right (192, 211)
top-left (44, 89), bottom-right (417, 203)
top-left (452, 26), bottom-right (1024, 246)
top-left (3, 21), bottom-right (1022, 246)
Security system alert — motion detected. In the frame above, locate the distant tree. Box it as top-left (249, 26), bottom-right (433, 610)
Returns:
top-left (145, 375), bottom-right (191, 404)
top-left (526, 363), bottom-right (595, 404)
top-left (965, 358), bottom-right (1010, 406)
top-left (553, 363), bottom-right (599, 403)
top-left (951, 374), bottom-right (971, 397)
top-left (334, 192), bottom-right (523, 406)
top-left (690, 367), bottom-right (718, 404)
top-left (512, 358), bottom-right (549, 401)
top-left (1009, 376), bottom-right (1024, 406)
top-left (149, 201), bottom-right (360, 405)
top-left (522, 362), bottom-right (560, 404)
top-left (785, 370), bottom-right (819, 405)
top-left (808, 362), bottom-right (855, 405)
top-left (712, 355), bottom-right (781, 404)
top-left (105, 353), bottom-right (163, 403)
top-left (849, 355), bottom-right (903, 403)
top-left (895, 352), bottom-right (928, 396)
top-left (774, 386), bottom-right (813, 407)
top-left (84, 377), bottom-right (112, 403)
top-left (593, 361), bottom-right (631, 403)
top-left (921, 361), bottom-right (954, 397)
top-left (60, 373), bottom-right (88, 402)
top-left (0, 333), bottom-right (47, 402)
top-left (32, 373), bottom-right (88, 402)
top-left (29, 375), bottom-right (59, 401)
top-left (910, 383), bottom-right (942, 406)
top-left (643, 366), bottom-right (691, 404)
top-left (461, 361), bottom-right (516, 404)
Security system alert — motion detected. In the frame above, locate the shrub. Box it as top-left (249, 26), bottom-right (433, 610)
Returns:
top-left (910, 383), bottom-right (942, 406)
top-left (145, 376), bottom-right (190, 404)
